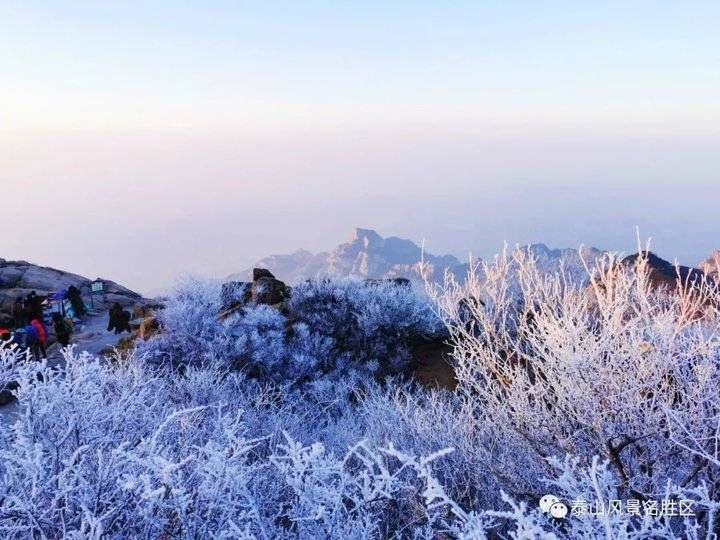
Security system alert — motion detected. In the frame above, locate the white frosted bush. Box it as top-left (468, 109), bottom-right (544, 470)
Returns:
top-left (428, 246), bottom-right (720, 535)
top-left (142, 277), bottom-right (443, 384)
top-left (0, 351), bottom-right (483, 538)
top-left (288, 278), bottom-right (444, 375)
top-left (1, 341), bottom-right (717, 537)
top-left (143, 277), bottom-right (234, 366)
top-left (0, 344), bottom-right (24, 395)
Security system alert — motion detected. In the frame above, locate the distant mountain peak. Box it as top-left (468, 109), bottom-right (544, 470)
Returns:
top-left (227, 228), bottom-right (465, 284)
top-left (225, 229), bottom-right (619, 286)
top-left (349, 227), bottom-right (382, 244)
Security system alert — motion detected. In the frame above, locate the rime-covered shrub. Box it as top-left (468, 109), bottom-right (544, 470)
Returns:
top-left (428, 246), bottom-right (720, 519)
top-left (2, 329), bottom-right (719, 536)
top-left (0, 344), bottom-right (24, 406)
top-left (142, 277), bottom-right (443, 385)
top-left (0, 350), bottom-right (501, 538)
top-left (142, 278), bottom-right (233, 365)
top-left (288, 279), bottom-right (444, 376)
top-left (0, 345), bottom-right (22, 390)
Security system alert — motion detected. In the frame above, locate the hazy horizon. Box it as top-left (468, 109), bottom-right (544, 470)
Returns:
top-left (2, 2), bottom-right (719, 294)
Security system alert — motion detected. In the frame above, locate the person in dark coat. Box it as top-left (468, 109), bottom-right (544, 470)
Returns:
top-left (107, 303), bottom-right (131, 334)
top-left (52, 312), bottom-right (72, 347)
top-left (107, 303), bottom-right (121, 333)
top-left (26, 291), bottom-right (45, 322)
top-left (120, 310), bottom-right (131, 333)
top-left (25, 292), bottom-right (40, 322)
top-left (67, 286), bottom-right (87, 318)
top-left (11, 297), bottom-right (28, 328)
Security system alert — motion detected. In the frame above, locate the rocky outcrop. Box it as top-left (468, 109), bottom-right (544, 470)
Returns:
top-left (252, 271), bottom-right (291, 306)
top-left (219, 269), bottom-right (290, 319)
top-left (0, 258), bottom-right (146, 324)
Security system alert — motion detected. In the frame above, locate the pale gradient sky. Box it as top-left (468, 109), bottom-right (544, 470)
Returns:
top-left (1, 1), bottom-right (719, 293)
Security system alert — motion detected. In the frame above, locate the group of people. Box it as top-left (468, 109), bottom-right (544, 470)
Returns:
top-left (1, 289), bottom-right (133, 361)
top-left (2, 292), bottom-right (51, 360)
top-left (3, 290), bottom-right (77, 361)
top-left (24, 318), bottom-right (51, 361)
top-left (10, 291), bottom-right (44, 328)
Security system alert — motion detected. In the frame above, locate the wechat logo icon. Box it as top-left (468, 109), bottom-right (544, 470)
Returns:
top-left (539, 494), bottom-right (568, 519)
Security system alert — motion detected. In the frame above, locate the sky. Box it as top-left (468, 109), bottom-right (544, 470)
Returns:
top-left (1, 1), bottom-right (719, 294)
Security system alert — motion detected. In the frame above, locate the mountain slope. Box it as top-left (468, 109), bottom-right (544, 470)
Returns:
top-left (622, 251), bottom-right (706, 285)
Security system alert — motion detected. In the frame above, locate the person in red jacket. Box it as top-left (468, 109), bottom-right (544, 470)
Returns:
top-left (30, 319), bottom-right (48, 361)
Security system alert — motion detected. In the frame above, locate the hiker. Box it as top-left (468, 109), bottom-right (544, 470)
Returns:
top-left (67, 285), bottom-right (87, 318)
top-left (30, 319), bottom-right (48, 360)
top-left (27, 291), bottom-right (45, 322)
top-left (107, 303), bottom-right (121, 333)
top-left (52, 312), bottom-right (73, 347)
top-left (107, 303), bottom-right (131, 334)
top-left (11, 297), bottom-right (29, 328)
top-left (23, 320), bottom-right (46, 361)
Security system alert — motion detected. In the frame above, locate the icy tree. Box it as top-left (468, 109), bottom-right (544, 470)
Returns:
top-left (0, 344), bottom-right (22, 390)
top-left (428, 245), bottom-right (720, 527)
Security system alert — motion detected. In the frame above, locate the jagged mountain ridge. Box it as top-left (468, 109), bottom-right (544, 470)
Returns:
top-left (226, 228), bottom-right (611, 284)
top-left (227, 228), bottom-right (467, 283)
